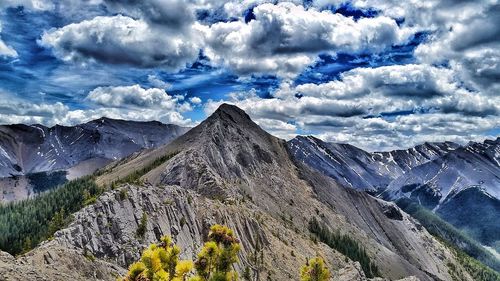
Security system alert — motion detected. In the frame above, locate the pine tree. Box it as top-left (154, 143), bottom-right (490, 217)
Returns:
top-left (122, 224), bottom-right (241, 281)
top-left (300, 257), bottom-right (331, 281)
top-left (194, 225), bottom-right (240, 281)
top-left (123, 236), bottom-right (193, 281)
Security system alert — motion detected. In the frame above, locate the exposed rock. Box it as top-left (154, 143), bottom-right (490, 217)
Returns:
top-left (289, 134), bottom-right (500, 252)
top-left (382, 204), bottom-right (403, 221)
top-left (0, 118), bottom-right (189, 202)
top-left (0, 247), bottom-right (123, 281)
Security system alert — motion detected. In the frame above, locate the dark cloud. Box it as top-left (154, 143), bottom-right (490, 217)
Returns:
top-left (104, 0), bottom-right (195, 29)
top-left (39, 15), bottom-right (202, 70)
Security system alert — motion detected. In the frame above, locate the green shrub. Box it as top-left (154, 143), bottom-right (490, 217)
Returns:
top-left (122, 224), bottom-right (241, 281)
top-left (308, 217), bottom-right (380, 278)
top-left (136, 212), bottom-right (148, 239)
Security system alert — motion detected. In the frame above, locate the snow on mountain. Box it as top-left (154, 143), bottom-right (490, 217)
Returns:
top-left (288, 135), bottom-right (459, 191)
top-left (288, 135), bottom-right (500, 250)
top-left (0, 118), bottom-right (189, 178)
top-left (0, 118), bottom-right (189, 201)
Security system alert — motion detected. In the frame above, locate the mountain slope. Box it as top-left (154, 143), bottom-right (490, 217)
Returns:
top-left (288, 135), bottom-right (459, 191)
top-left (380, 138), bottom-right (500, 250)
top-left (288, 135), bottom-right (500, 260)
top-left (381, 138), bottom-right (500, 207)
top-left (90, 104), bottom-right (470, 280)
top-left (0, 118), bottom-right (189, 201)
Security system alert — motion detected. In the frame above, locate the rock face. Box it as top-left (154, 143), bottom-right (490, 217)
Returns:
top-left (0, 104), bottom-right (476, 280)
top-left (0, 118), bottom-right (189, 201)
top-left (289, 135), bottom-right (500, 251)
top-left (288, 136), bottom-right (459, 191)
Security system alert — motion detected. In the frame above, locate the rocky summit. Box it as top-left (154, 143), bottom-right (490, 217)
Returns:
top-left (0, 104), bottom-right (493, 280)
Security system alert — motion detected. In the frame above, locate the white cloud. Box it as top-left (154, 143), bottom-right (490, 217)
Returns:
top-left (0, 85), bottom-right (195, 127)
top-left (39, 15), bottom-right (203, 71)
top-left (202, 2), bottom-right (414, 77)
top-left (0, 100), bottom-right (194, 127)
top-left (189, 96), bottom-right (202, 104)
top-left (103, 0), bottom-right (195, 29)
top-left (414, 2), bottom-right (500, 96)
top-left (147, 75), bottom-right (171, 89)
top-left (315, 113), bottom-right (500, 151)
top-left (0, 100), bottom-right (69, 125)
top-left (0, 0), bottom-right (54, 11)
top-left (40, 1), bottom-right (416, 77)
top-left (204, 63), bottom-right (499, 150)
top-left (86, 85), bottom-right (180, 110)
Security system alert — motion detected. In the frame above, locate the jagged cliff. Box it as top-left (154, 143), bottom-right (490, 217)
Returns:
top-left (0, 104), bottom-right (477, 280)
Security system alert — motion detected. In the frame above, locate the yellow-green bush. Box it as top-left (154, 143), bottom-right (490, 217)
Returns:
top-left (122, 225), bottom-right (240, 281)
top-left (300, 257), bottom-right (331, 281)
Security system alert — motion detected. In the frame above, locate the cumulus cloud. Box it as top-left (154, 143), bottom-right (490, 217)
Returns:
top-left (39, 15), bottom-right (203, 70)
top-left (202, 2), bottom-right (413, 77)
top-left (204, 63), bottom-right (499, 150)
top-left (3, 0), bottom-right (498, 150)
top-left (0, 84), bottom-right (196, 127)
top-left (414, 2), bottom-right (500, 96)
top-left (189, 96), bottom-right (202, 104)
top-left (86, 85), bottom-right (180, 109)
top-left (0, 99), bottom-right (69, 125)
top-left (84, 85), bottom-right (198, 125)
top-left (147, 75), bottom-right (171, 89)
top-left (39, 1), bottom-right (416, 77)
top-left (0, 99), bottom-right (193, 127)
top-left (104, 0), bottom-right (195, 29)
top-left (315, 113), bottom-right (500, 151)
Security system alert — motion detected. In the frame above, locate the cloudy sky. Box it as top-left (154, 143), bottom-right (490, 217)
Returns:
top-left (0, 0), bottom-right (499, 151)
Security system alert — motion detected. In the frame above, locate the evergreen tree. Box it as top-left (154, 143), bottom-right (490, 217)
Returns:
top-left (123, 236), bottom-right (193, 281)
top-left (122, 224), bottom-right (240, 281)
top-left (308, 218), bottom-right (379, 278)
top-left (194, 225), bottom-right (240, 281)
top-left (300, 257), bottom-right (330, 281)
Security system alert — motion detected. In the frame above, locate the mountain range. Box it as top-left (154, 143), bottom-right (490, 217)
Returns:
top-left (289, 135), bottom-right (500, 256)
top-left (0, 118), bottom-right (189, 201)
top-left (0, 104), bottom-right (498, 280)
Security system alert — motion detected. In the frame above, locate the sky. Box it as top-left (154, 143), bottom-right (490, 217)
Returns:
top-left (0, 0), bottom-right (499, 151)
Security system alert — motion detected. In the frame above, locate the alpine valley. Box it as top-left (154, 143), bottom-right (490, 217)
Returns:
top-left (0, 104), bottom-right (499, 281)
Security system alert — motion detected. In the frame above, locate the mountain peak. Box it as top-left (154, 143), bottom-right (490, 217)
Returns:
top-left (209, 103), bottom-right (253, 124)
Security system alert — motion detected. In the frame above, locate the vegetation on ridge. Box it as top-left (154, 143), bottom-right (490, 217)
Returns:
top-left (0, 176), bottom-right (101, 255)
top-left (396, 198), bottom-right (500, 280)
top-left (110, 152), bottom-right (177, 186)
top-left (0, 152), bottom-right (177, 256)
top-left (122, 224), bottom-right (241, 281)
top-left (300, 257), bottom-right (331, 281)
top-left (308, 217), bottom-right (380, 278)
top-left (124, 224), bottom-right (332, 281)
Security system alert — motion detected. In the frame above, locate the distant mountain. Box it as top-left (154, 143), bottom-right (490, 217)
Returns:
top-left (288, 135), bottom-right (500, 255)
top-left (0, 118), bottom-right (189, 201)
top-left (288, 135), bottom-right (459, 191)
top-left (381, 138), bottom-right (500, 208)
top-left (381, 138), bottom-right (500, 251)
